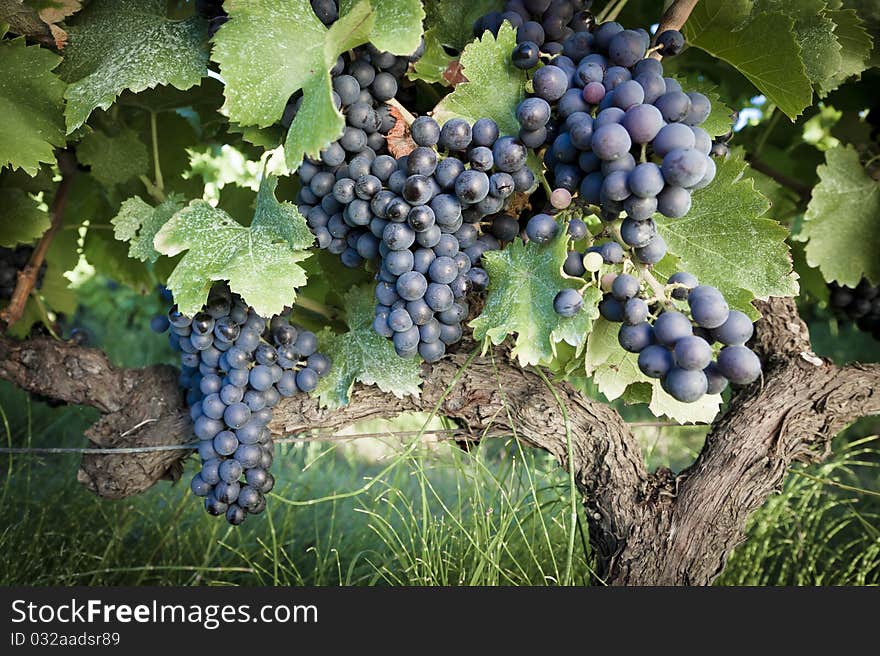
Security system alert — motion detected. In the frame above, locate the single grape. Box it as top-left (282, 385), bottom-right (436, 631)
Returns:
top-left (638, 344), bottom-right (674, 378)
top-left (654, 311), bottom-right (693, 346)
top-left (525, 214), bottom-right (558, 244)
top-left (623, 297), bottom-right (650, 325)
top-left (611, 273), bottom-right (640, 301)
top-left (662, 367), bottom-right (708, 403)
top-left (554, 289), bottom-right (584, 317)
top-left (656, 29), bottom-right (685, 56)
top-left (673, 335), bottom-right (713, 371)
top-left (619, 322), bottom-right (655, 353)
top-left (711, 310), bottom-right (754, 346)
top-left (716, 346), bottom-right (762, 385)
top-left (689, 290), bottom-right (729, 329)
top-left (533, 65), bottom-right (569, 101)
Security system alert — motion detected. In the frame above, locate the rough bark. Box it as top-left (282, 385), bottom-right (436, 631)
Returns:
top-left (1, 297), bottom-right (878, 585)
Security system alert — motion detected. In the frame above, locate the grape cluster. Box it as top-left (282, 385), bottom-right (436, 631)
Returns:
top-left (829, 279), bottom-right (880, 340)
top-left (597, 271), bottom-right (761, 402)
top-left (518, 24), bottom-right (716, 239)
top-left (301, 113), bottom-right (534, 361)
top-left (157, 282), bottom-right (330, 525)
top-left (0, 246), bottom-right (46, 300)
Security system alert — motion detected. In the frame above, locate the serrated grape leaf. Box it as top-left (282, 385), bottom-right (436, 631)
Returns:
top-left (753, 0), bottom-right (842, 92)
top-left (801, 145), bottom-right (880, 286)
top-left (584, 318), bottom-right (722, 424)
top-left (315, 286), bottom-right (422, 408)
top-left (683, 0), bottom-right (813, 120)
top-left (339, 0), bottom-right (424, 55)
top-left (111, 194), bottom-right (184, 263)
top-left (0, 188), bottom-right (49, 247)
top-left (409, 0), bottom-right (502, 84)
top-left (432, 22), bottom-right (525, 137)
top-left (77, 128), bottom-right (149, 189)
top-left (410, 28), bottom-right (455, 85)
top-left (212, 0), bottom-right (379, 170)
top-left (0, 37), bottom-right (66, 175)
top-left (470, 228), bottom-right (601, 367)
top-left (57, 0), bottom-right (209, 132)
top-left (154, 175), bottom-right (312, 316)
top-left (823, 9), bottom-right (873, 92)
top-left (656, 151), bottom-right (798, 311)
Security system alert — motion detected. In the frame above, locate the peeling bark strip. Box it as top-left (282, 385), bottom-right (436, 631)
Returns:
top-left (1, 298), bottom-right (879, 585)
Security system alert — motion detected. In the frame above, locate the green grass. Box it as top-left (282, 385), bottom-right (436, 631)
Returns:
top-left (1, 276), bottom-right (877, 586)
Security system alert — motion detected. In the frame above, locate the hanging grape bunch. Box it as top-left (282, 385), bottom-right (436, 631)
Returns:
top-left (467, 1), bottom-right (761, 403)
top-left (292, 5), bottom-right (536, 362)
top-left (154, 282), bottom-right (330, 525)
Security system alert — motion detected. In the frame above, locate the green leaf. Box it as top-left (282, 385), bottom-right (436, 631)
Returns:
top-left (213, 0), bottom-right (378, 170)
top-left (340, 0), bottom-right (424, 55)
top-left (753, 0), bottom-right (842, 92)
top-left (656, 150), bottom-right (798, 313)
top-left (409, 0), bottom-right (502, 84)
top-left (840, 0), bottom-right (880, 66)
top-left (683, 0), bottom-right (813, 120)
top-left (0, 37), bottom-right (66, 175)
top-left (823, 9), bottom-right (874, 92)
top-left (432, 21), bottom-right (525, 137)
top-left (801, 145), bottom-right (880, 286)
top-left (154, 175), bottom-right (312, 316)
top-left (0, 188), bottom-right (49, 247)
top-left (57, 0), bottom-right (209, 132)
top-left (411, 28), bottom-right (455, 85)
top-left (111, 194), bottom-right (184, 263)
top-left (315, 286), bottom-right (422, 408)
top-left (77, 128), bottom-right (149, 188)
top-left (584, 318), bottom-right (722, 424)
top-left (83, 229), bottom-right (156, 293)
top-left (471, 228), bottom-right (601, 367)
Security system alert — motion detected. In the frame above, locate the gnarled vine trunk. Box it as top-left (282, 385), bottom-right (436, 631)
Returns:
top-left (1, 297), bottom-right (878, 586)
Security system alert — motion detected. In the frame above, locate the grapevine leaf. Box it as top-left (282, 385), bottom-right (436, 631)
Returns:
top-left (0, 37), bottom-right (66, 175)
top-left (801, 145), bottom-right (880, 286)
top-left (339, 0), bottom-right (425, 55)
top-left (656, 150), bottom-right (798, 312)
top-left (584, 318), bottom-right (722, 424)
top-left (77, 128), bottom-right (149, 189)
top-left (410, 0), bottom-right (502, 84)
top-left (57, 0), bottom-right (209, 132)
top-left (315, 286), bottom-right (422, 408)
top-left (822, 9), bottom-right (873, 92)
top-left (683, 0), bottom-right (813, 120)
top-left (84, 229), bottom-right (156, 293)
top-left (433, 21), bottom-right (525, 137)
top-left (0, 188), bottom-right (49, 247)
top-left (154, 175), bottom-right (312, 316)
top-left (411, 28), bottom-right (455, 85)
top-left (752, 0), bottom-right (842, 92)
top-left (471, 229), bottom-right (601, 367)
top-left (212, 0), bottom-right (376, 170)
top-left (111, 195), bottom-right (185, 263)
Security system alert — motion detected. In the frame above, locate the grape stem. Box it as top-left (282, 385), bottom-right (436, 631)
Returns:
top-left (0, 151), bottom-right (77, 330)
top-left (640, 267), bottom-right (674, 309)
top-left (650, 0), bottom-right (701, 61)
